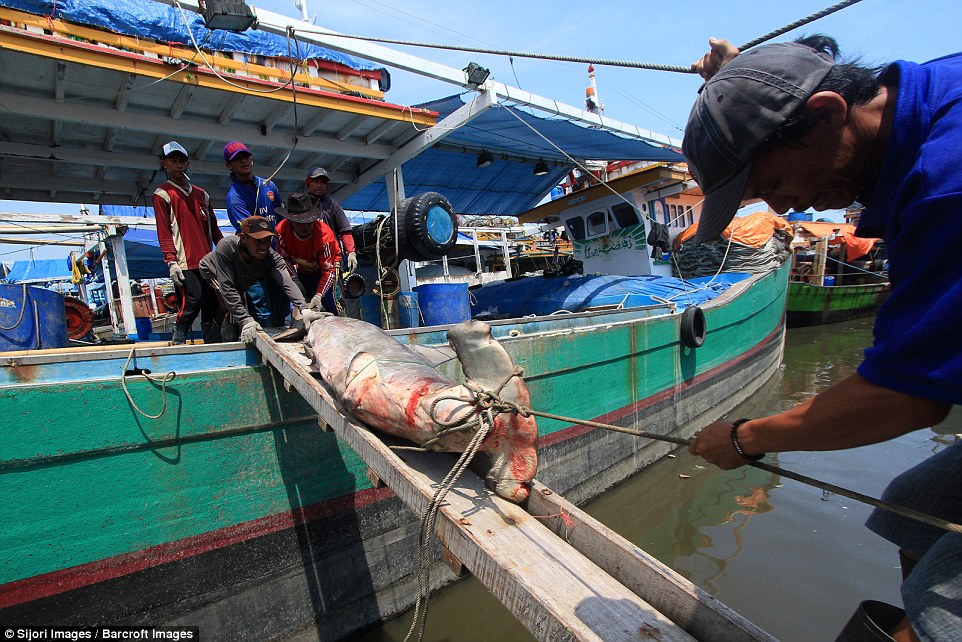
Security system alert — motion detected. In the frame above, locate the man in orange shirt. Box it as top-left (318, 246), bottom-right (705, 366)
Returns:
top-left (274, 193), bottom-right (342, 315)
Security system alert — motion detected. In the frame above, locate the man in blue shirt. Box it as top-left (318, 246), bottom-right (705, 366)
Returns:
top-left (223, 141), bottom-right (289, 327)
top-left (684, 36), bottom-right (962, 642)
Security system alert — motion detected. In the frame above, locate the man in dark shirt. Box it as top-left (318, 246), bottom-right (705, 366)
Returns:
top-left (199, 216), bottom-right (306, 343)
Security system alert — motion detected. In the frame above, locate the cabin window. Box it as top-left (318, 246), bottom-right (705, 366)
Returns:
top-left (586, 210), bottom-right (608, 237)
top-left (565, 216), bottom-right (586, 241)
top-left (665, 204), bottom-right (674, 226)
top-left (686, 207), bottom-right (694, 226)
top-left (611, 202), bottom-right (640, 229)
top-left (650, 200), bottom-right (663, 225)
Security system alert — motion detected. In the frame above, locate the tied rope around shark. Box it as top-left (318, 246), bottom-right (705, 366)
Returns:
top-left (393, 367), bottom-right (962, 537)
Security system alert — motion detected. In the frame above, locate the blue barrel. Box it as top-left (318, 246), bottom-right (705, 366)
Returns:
top-left (415, 283), bottom-right (471, 326)
top-left (359, 294), bottom-right (382, 327)
top-left (398, 291), bottom-right (420, 328)
top-left (823, 275), bottom-right (836, 287)
top-left (135, 317), bottom-right (153, 340)
top-left (0, 283), bottom-right (69, 351)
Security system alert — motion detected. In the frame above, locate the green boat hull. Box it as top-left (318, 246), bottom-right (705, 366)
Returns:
top-left (786, 281), bottom-right (890, 327)
top-left (0, 264), bottom-right (789, 640)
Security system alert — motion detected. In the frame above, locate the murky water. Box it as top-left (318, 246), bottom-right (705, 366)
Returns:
top-left (359, 317), bottom-right (962, 641)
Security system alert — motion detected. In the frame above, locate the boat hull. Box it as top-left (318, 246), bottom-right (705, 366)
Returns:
top-left (786, 281), bottom-right (890, 327)
top-left (0, 264), bottom-right (789, 640)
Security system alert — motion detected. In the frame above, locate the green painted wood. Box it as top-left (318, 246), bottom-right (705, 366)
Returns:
top-left (787, 281), bottom-right (889, 314)
top-left (0, 365), bottom-right (372, 585)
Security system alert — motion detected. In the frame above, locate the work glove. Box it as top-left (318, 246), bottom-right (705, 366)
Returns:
top-left (309, 294), bottom-right (325, 312)
top-left (239, 320), bottom-right (262, 343)
top-left (168, 262), bottom-right (185, 286)
top-left (346, 252), bottom-right (358, 273)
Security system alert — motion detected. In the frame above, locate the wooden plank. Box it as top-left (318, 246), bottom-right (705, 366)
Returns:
top-left (527, 480), bottom-right (777, 642)
top-left (255, 334), bottom-right (698, 642)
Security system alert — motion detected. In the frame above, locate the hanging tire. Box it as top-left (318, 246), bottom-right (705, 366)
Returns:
top-left (395, 192), bottom-right (458, 261)
top-left (680, 305), bottom-right (706, 349)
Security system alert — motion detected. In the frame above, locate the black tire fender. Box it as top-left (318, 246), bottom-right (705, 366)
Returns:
top-left (395, 192), bottom-right (458, 261)
top-left (680, 305), bottom-right (706, 349)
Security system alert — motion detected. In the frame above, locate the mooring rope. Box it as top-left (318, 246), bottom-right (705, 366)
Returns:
top-left (415, 375), bottom-right (962, 536)
top-left (121, 346), bottom-right (177, 419)
top-left (283, 0), bottom-right (863, 74)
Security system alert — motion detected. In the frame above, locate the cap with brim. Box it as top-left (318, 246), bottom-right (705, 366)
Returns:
top-left (162, 141), bottom-right (188, 158)
top-left (693, 165), bottom-right (751, 242)
top-left (306, 166), bottom-right (329, 180)
top-left (224, 141), bottom-right (252, 162)
top-left (683, 42), bottom-right (834, 243)
top-left (240, 215), bottom-right (275, 239)
top-left (275, 192), bottom-right (321, 224)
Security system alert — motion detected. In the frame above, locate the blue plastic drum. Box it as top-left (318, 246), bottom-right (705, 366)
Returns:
top-left (0, 283), bottom-right (69, 351)
top-left (415, 283), bottom-right (470, 326)
top-left (398, 291), bottom-right (420, 328)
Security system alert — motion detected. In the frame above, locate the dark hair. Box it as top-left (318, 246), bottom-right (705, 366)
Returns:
top-left (761, 34), bottom-right (883, 149)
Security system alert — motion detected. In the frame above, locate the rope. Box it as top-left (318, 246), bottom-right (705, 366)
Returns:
top-left (0, 283), bottom-right (28, 331)
top-left (426, 376), bottom-right (962, 536)
top-left (121, 346), bottom-right (177, 419)
top-left (524, 407), bottom-right (962, 536)
top-left (281, 0), bottom-right (863, 75)
top-left (737, 0), bottom-right (864, 51)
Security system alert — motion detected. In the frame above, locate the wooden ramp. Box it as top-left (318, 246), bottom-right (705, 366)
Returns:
top-left (254, 333), bottom-right (776, 642)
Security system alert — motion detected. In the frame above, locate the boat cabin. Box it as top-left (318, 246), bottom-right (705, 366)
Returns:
top-left (519, 164), bottom-right (699, 277)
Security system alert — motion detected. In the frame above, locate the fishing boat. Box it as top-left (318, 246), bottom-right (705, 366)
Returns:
top-left (1, 1), bottom-right (788, 639)
top-left (786, 220), bottom-right (890, 327)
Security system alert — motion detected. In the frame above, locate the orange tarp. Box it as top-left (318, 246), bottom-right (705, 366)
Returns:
top-left (674, 211), bottom-right (793, 250)
top-left (796, 222), bottom-right (878, 261)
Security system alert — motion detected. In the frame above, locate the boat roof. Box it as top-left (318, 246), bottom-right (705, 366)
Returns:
top-left (0, 0), bottom-right (682, 215)
top-left (517, 163), bottom-right (692, 224)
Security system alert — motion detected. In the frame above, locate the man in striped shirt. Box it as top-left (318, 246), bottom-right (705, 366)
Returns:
top-left (153, 141), bottom-right (223, 344)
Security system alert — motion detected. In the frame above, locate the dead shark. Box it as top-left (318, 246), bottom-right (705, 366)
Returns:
top-left (302, 312), bottom-right (538, 503)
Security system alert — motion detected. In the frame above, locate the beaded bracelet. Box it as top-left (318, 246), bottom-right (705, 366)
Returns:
top-left (730, 418), bottom-right (764, 462)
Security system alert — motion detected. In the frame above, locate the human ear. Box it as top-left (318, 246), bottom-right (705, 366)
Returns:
top-left (806, 92), bottom-right (848, 128)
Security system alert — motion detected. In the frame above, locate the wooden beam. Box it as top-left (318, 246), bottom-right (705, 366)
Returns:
top-left (0, 92), bottom-right (397, 161)
top-left (254, 336), bottom-right (700, 642)
top-left (527, 481), bottom-right (777, 642)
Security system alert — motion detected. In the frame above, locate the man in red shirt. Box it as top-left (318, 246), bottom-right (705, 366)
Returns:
top-left (153, 141), bottom-right (224, 344)
top-left (274, 192), bottom-right (342, 314)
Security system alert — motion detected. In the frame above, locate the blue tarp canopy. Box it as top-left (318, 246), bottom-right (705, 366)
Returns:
top-left (343, 95), bottom-right (683, 215)
top-left (0, 0), bottom-right (386, 74)
top-left (470, 273), bottom-right (751, 318)
top-left (4, 258), bottom-right (72, 283)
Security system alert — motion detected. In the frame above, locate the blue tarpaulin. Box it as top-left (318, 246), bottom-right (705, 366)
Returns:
top-left (469, 272), bottom-right (751, 318)
top-left (0, 0), bottom-right (385, 74)
top-left (4, 258), bottom-right (73, 283)
top-left (344, 95), bottom-right (683, 215)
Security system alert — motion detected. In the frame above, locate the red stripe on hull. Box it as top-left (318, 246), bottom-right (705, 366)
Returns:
top-left (0, 486), bottom-right (396, 608)
top-left (538, 324), bottom-right (783, 448)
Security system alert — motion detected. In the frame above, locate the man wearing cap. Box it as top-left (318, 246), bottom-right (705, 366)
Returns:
top-left (305, 166), bottom-right (358, 274)
top-left (199, 216), bottom-right (307, 344)
top-left (683, 35), bottom-right (962, 642)
top-left (223, 141), bottom-right (289, 328)
top-left (153, 141), bottom-right (223, 344)
top-left (274, 192), bottom-right (342, 315)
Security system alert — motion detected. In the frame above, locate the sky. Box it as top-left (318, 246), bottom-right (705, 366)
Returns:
top-left (4, 0), bottom-right (962, 264)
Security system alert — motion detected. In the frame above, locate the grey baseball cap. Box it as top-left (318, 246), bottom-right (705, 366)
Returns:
top-left (683, 42), bottom-right (834, 242)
